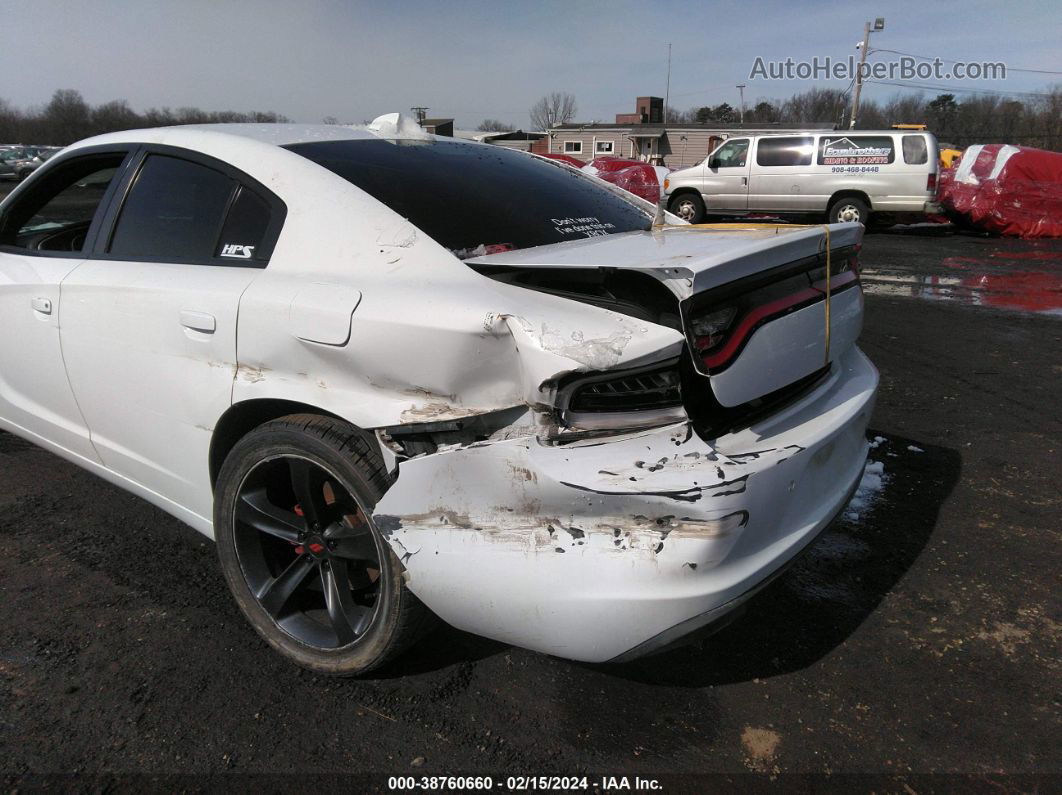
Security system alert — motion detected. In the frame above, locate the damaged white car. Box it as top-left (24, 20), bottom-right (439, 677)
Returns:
top-left (0, 117), bottom-right (877, 674)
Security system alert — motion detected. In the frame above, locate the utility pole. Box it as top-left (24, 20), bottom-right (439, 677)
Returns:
top-left (410, 106), bottom-right (429, 124)
top-left (736, 83), bottom-right (746, 123)
top-left (664, 43), bottom-right (672, 124)
top-left (849, 17), bottom-right (884, 129)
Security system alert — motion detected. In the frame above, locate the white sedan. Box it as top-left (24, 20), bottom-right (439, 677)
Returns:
top-left (0, 116), bottom-right (877, 674)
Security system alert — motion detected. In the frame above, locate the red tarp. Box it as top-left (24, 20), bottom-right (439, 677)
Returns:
top-left (584, 157), bottom-right (668, 204)
top-left (537, 154), bottom-right (669, 204)
top-left (938, 144), bottom-right (1062, 238)
top-left (538, 153), bottom-right (585, 169)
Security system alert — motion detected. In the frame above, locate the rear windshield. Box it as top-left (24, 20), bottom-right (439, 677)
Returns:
top-left (285, 139), bottom-right (652, 256)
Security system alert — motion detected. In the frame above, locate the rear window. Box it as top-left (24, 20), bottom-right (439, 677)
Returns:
top-left (902, 135), bottom-right (929, 165)
top-left (285, 139), bottom-right (651, 256)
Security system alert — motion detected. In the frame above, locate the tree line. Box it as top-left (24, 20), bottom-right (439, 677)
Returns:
top-left (520, 87), bottom-right (1061, 150)
top-left (0, 89), bottom-right (290, 146)
top-left (6, 87), bottom-right (1060, 152)
top-left (667, 85), bottom-right (1062, 150)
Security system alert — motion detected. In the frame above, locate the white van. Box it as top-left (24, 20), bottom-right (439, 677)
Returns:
top-left (664, 130), bottom-right (940, 225)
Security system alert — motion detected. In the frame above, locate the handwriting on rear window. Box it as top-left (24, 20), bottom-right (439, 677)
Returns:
top-left (552, 216), bottom-right (617, 238)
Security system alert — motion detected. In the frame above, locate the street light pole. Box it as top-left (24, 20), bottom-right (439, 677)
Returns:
top-left (849, 17), bottom-right (884, 129)
top-left (736, 83), bottom-right (746, 123)
top-left (664, 43), bottom-right (672, 124)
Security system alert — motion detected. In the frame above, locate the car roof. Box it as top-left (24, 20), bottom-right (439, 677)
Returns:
top-left (70, 120), bottom-right (454, 150)
top-left (168, 123), bottom-right (382, 146)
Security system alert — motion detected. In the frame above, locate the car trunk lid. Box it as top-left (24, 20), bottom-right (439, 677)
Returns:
top-left (467, 223), bottom-right (865, 411)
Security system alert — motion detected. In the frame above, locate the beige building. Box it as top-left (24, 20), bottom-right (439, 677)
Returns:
top-left (549, 97), bottom-right (834, 170)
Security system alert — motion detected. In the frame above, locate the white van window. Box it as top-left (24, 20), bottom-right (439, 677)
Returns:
top-left (710, 139), bottom-right (749, 168)
top-left (756, 136), bottom-right (814, 167)
top-left (902, 135), bottom-right (928, 165)
top-left (818, 136), bottom-right (895, 166)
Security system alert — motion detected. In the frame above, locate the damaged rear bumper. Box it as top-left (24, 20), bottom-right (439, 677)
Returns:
top-left (372, 347), bottom-right (878, 663)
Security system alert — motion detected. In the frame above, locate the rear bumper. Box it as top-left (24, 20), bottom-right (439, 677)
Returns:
top-left (372, 347), bottom-right (878, 662)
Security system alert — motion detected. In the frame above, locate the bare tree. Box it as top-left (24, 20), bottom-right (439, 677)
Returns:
top-left (530, 92), bottom-right (577, 130)
top-left (477, 118), bottom-right (514, 132)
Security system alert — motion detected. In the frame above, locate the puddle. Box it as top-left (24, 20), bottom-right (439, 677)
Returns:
top-left (861, 251), bottom-right (1062, 316)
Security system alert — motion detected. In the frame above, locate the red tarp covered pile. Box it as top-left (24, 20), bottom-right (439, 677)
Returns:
top-left (538, 153), bottom-right (586, 169)
top-left (538, 154), bottom-right (669, 204)
top-left (939, 144), bottom-right (1062, 238)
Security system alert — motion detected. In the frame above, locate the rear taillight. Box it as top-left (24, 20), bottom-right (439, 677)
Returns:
top-left (927, 173), bottom-right (937, 192)
top-left (558, 361), bottom-right (686, 431)
top-left (686, 251), bottom-right (861, 374)
top-left (568, 366), bottom-right (681, 413)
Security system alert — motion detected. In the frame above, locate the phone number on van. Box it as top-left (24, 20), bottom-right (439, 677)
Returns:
top-left (831, 165), bottom-right (881, 173)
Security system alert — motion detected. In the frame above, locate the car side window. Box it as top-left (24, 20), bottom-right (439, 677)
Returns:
top-left (215, 186), bottom-right (272, 262)
top-left (0, 153), bottom-right (126, 254)
top-left (902, 135), bottom-right (928, 165)
top-left (756, 136), bottom-right (814, 167)
top-left (109, 154), bottom-right (236, 261)
top-left (711, 139), bottom-right (749, 168)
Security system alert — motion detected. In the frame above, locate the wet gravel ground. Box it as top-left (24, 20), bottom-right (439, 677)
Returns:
top-left (1, 221), bottom-right (1059, 791)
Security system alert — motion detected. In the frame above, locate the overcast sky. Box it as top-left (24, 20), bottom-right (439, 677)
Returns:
top-left (3, 0), bottom-right (1058, 129)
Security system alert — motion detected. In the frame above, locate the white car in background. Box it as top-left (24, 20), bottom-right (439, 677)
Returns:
top-left (0, 117), bottom-right (877, 674)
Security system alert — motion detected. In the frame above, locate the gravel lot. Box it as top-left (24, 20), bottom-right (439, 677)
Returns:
top-left (1, 194), bottom-right (1059, 789)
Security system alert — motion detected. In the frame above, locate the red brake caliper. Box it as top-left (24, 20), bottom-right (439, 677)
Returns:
top-left (293, 504), bottom-right (305, 553)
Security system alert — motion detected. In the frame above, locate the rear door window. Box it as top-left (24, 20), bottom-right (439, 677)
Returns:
top-left (817, 135), bottom-right (895, 166)
top-left (755, 136), bottom-right (814, 167)
top-left (109, 154), bottom-right (235, 261)
top-left (902, 135), bottom-right (929, 164)
top-left (285, 139), bottom-right (651, 256)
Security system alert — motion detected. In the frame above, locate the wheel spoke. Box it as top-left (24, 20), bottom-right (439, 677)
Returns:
top-left (236, 487), bottom-right (304, 542)
top-left (327, 517), bottom-right (378, 562)
top-left (288, 458), bottom-right (330, 527)
top-left (322, 560), bottom-right (372, 644)
top-left (257, 554), bottom-right (316, 617)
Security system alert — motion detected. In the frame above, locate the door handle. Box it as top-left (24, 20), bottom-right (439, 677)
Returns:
top-left (180, 310), bottom-right (216, 334)
top-left (742, 177), bottom-right (748, 186)
top-left (31, 297), bottom-right (52, 315)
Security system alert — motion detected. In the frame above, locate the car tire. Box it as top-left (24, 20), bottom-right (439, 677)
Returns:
top-left (827, 196), bottom-right (870, 225)
top-left (214, 413), bottom-right (432, 676)
top-left (668, 192), bottom-right (706, 223)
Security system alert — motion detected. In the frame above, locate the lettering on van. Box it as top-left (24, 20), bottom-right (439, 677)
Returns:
top-left (817, 136), bottom-right (895, 166)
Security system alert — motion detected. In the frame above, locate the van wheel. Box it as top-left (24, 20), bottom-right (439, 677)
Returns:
top-left (827, 197), bottom-right (869, 225)
top-left (669, 193), bottom-right (705, 223)
top-left (214, 414), bottom-right (432, 676)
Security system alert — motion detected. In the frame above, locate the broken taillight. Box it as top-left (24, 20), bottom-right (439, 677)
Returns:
top-left (568, 366), bottom-right (682, 413)
top-left (558, 360), bottom-right (686, 431)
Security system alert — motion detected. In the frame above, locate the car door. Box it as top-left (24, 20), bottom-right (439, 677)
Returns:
top-left (700, 138), bottom-right (751, 211)
top-left (747, 135), bottom-right (816, 212)
top-left (0, 149), bottom-right (131, 462)
top-left (60, 148), bottom-right (285, 523)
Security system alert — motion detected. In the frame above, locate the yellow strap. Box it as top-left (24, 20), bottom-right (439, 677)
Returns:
top-left (822, 224), bottom-right (832, 366)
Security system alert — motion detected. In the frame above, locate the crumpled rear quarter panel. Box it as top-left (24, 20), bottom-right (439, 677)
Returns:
top-left (373, 347), bottom-right (878, 662)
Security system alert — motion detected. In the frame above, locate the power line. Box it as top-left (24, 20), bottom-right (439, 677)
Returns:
top-left (870, 47), bottom-right (1062, 75)
top-left (866, 79), bottom-right (1054, 99)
